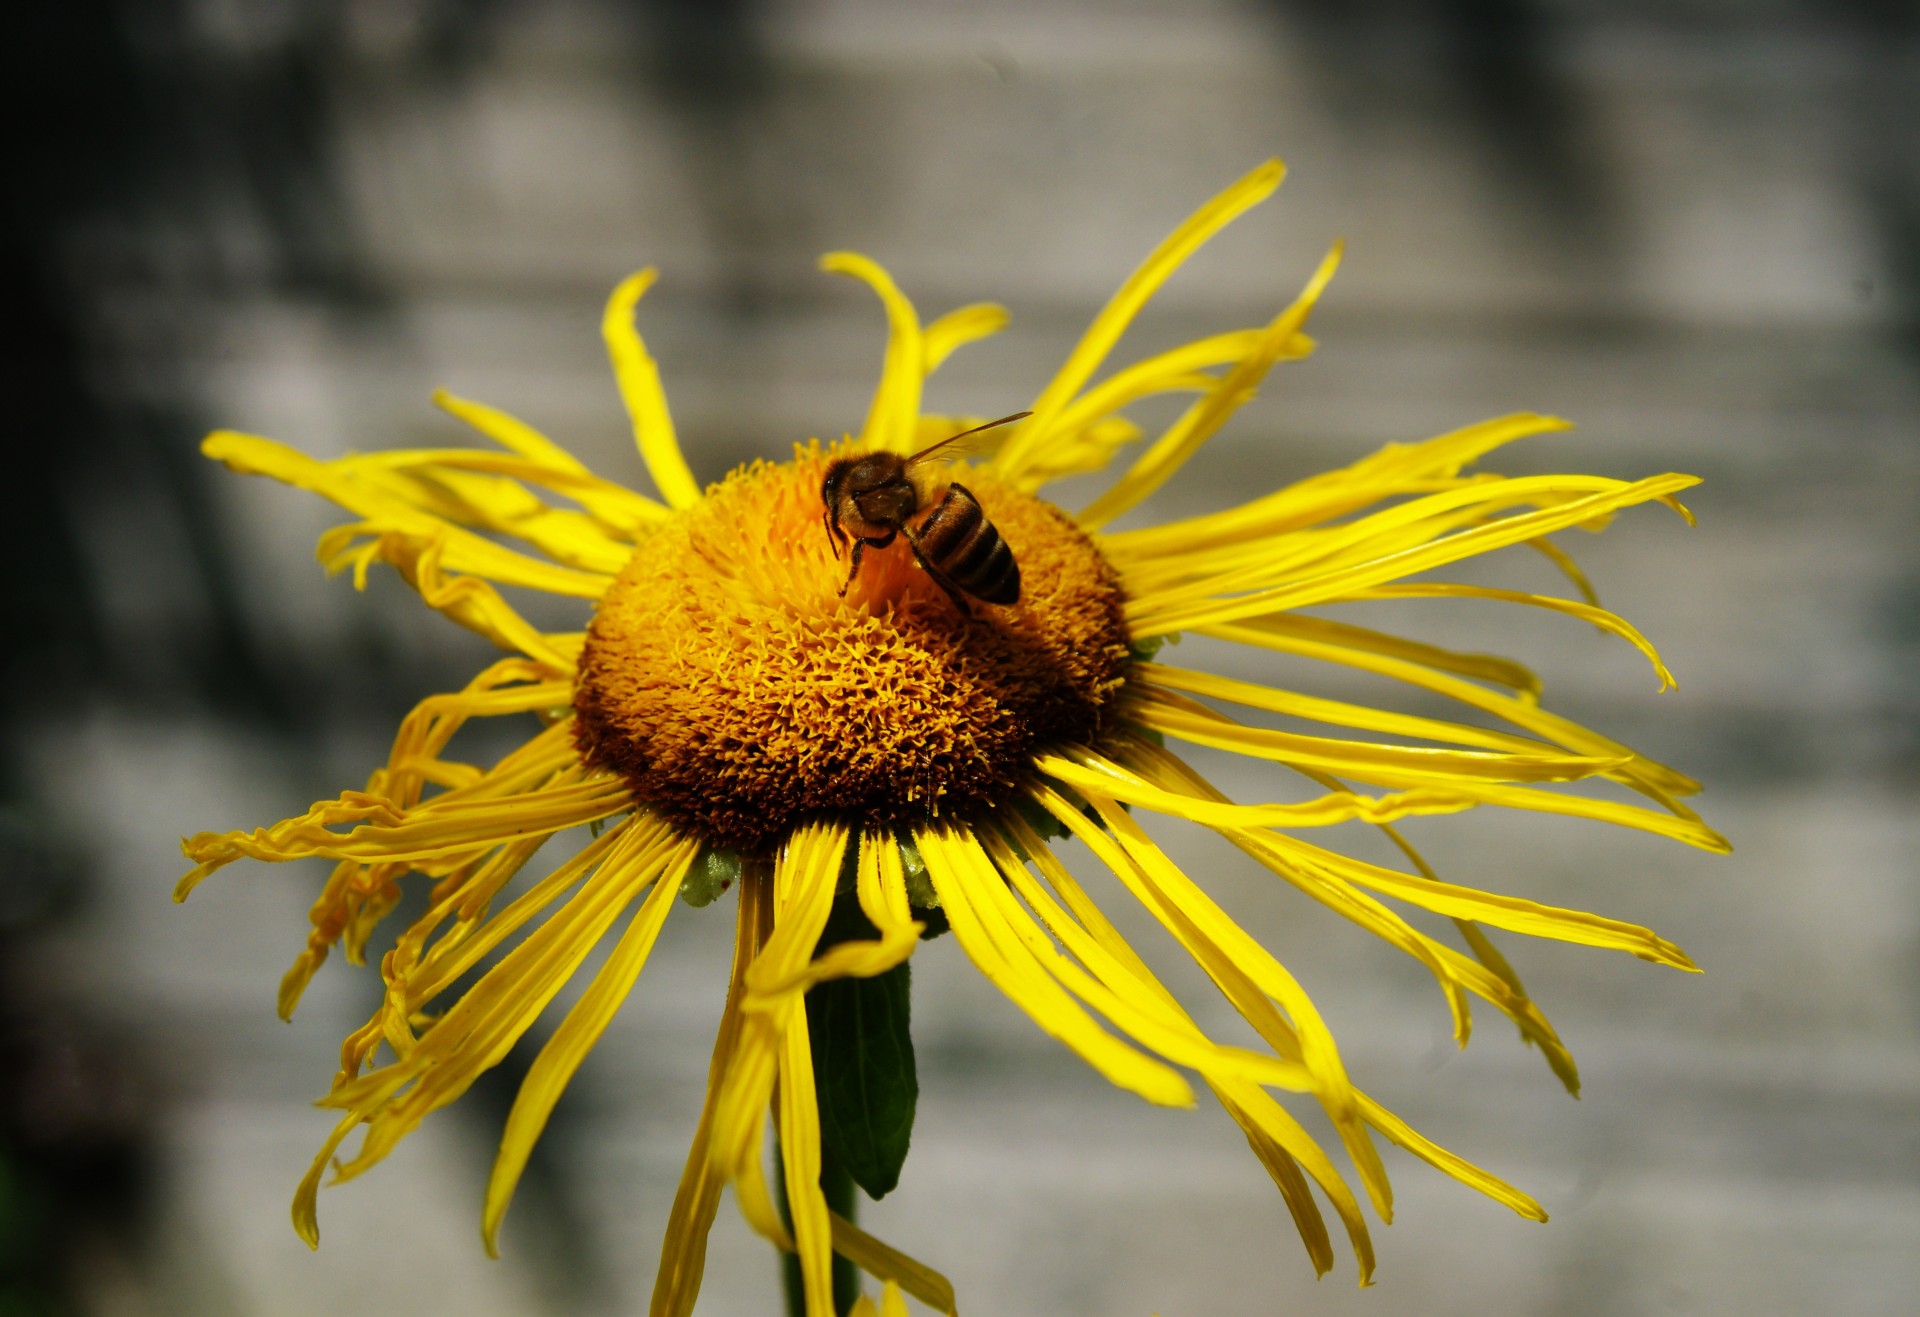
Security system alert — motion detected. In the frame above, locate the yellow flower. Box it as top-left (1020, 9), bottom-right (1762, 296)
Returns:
top-left (178, 160), bottom-right (1724, 1314)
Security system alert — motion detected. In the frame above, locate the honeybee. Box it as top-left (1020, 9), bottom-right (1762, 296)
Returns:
top-left (820, 411), bottom-right (1030, 612)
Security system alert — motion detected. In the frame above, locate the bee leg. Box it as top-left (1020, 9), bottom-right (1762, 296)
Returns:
top-left (823, 507), bottom-right (842, 560)
top-left (838, 530), bottom-right (896, 598)
top-left (904, 524), bottom-right (973, 617)
top-left (837, 539), bottom-right (864, 596)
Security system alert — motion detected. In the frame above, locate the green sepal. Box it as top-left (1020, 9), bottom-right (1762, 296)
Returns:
top-left (1127, 632), bottom-right (1177, 663)
top-left (808, 895), bottom-right (919, 1201)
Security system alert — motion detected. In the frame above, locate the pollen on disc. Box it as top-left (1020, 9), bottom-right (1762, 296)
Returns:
top-left (572, 445), bottom-right (1132, 854)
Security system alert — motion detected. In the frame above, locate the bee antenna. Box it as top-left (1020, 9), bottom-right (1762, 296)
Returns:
top-left (946, 410), bottom-right (1031, 443)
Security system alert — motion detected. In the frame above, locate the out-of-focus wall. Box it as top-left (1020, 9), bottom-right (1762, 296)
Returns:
top-left (4, 2), bottom-right (1915, 1314)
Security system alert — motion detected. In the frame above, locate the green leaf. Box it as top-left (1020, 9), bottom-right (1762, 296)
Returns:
top-left (808, 896), bottom-right (919, 1200)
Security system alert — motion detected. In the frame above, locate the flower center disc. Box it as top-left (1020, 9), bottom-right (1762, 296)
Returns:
top-left (573, 447), bottom-right (1132, 854)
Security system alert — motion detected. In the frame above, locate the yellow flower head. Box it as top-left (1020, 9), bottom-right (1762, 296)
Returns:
top-left (178, 160), bottom-right (1725, 1314)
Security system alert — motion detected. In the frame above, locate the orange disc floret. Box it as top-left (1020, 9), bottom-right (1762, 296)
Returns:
top-left (573, 444), bottom-right (1131, 854)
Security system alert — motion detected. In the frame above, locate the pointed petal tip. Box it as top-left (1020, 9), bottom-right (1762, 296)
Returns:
top-left (607, 266), bottom-right (660, 304)
top-left (1246, 158), bottom-right (1286, 194)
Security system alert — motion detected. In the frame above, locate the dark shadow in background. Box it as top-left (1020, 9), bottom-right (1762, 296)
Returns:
top-left (6, 1), bottom-right (789, 1310)
top-left (1827, 0), bottom-right (1920, 353)
top-left (1278, 0), bottom-right (1623, 271)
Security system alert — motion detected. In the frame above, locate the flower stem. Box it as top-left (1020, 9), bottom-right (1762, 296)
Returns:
top-left (776, 1139), bottom-right (860, 1316)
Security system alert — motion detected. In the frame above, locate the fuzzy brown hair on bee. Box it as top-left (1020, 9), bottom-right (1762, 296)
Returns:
top-left (820, 412), bottom-right (1030, 614)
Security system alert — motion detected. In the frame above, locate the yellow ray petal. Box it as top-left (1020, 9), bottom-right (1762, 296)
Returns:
top-left (323, 821), bottom-right (675, 1126)
top-left (399, 827), bottom-right (619, 1008)
top-left (602, 269), bottom-right (701, 509)
top-left (354, 461), bottom-right (635, 575)
top-left (972, 829), bottom-right (1312, 1091)
top-left (778, 977), bottom-right (836, 1316)
top-left (1523, 534), bottom-right (1600, 606)
top-left (1010, 808), bottom-right (1380, 1280)
top-left (1136, 662), bottom-right (1556, 756)
top-left (1130, 689), bottom-right (1725, 850)
top-left (1126, 687), bottom-right (1623, 785)
top-left (1340, 582), bottom-right (1676, 689)
top-left (922, 301), bottom-right (1009, 372)
top-left (1267, 829), bottom-right (1697, 968)
top-left (914, 825), bottom-right (1194, 1109)
top-left (1030, 785), bottom-right (1394, 1219)
top-left (315, 524), bottom-right (581, 672)
top-left (1204, 611), bottom-right (1543, 699)
top-left (1103, 412), bottom-right (1574, 561)
top-left (710, 825), bottom-right (847, 1240)
top-left (823, 252), bottom-right (925, 454)
top-left (829, 1213), bottom-right (958, 1316)
top-left (1355, 1093), bottom-right (1546, 1222)
top-left (1035, 748), bottom-right (1475, 830)
top-left (1076, 241), bottom-right (1342, 530)
top-left (182, 776), bottom-right (630, 872)
top-left (1048, 329), bottom-right (1311, 443)
top-left (203, 430), bottom-right (613, 600)
top-left (1130, 473), bottom-right (1700, 635)
top-left (1200, 616), bottom-right (1699, 796)
top-left (432, 389), bottom-right (669, 531)
top-left (1372, 814), bottom-right (1581, 1094)
top-left (996, 159), bottom-right (1285, 479)
top-left (290, 1111), bottom-right (360, 1249)
top-left (651, 873), bottom-right (772, 1317)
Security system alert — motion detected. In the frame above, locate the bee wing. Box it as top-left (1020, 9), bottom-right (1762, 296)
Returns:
top-left (903, 410), bottom-right (1032, 469)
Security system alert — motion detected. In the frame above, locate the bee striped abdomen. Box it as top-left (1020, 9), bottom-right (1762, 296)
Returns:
top-left (917, 482), bottom-right (1020, 605)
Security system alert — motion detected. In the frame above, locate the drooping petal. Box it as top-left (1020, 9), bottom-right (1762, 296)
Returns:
top-left (709, 823), bottom-right (848, 1243)
top-left (1200, 614), bottom-right (1696, 796)
top-left (483, 836), bottom-right (691, 1253)
top-left (1337, 582), bottom-right (1677, 689)
top-left (288, 817), bottom-right (692, 1245)
top-left (914, 824), bottom-right (1195, 1108)
top-left (829, 1213), bottom-right (958, 1316)
top-left (1028, 783), bottom-right (1394, 1219)
top-left (650, 868), bottom-right (771, 1317)
top-left (971, 827), bottom-right (1312, 1092)
top-left (316, 523), bottom-right (584, 672)
top-left (777, 968), bottom-right (836, 1316)
top-left (991, 813), bottom-right (1374, 1282)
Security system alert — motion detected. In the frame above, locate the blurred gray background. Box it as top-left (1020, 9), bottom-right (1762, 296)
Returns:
top-left (3, 1), bottom-right (1916, 1314)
